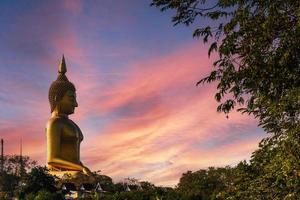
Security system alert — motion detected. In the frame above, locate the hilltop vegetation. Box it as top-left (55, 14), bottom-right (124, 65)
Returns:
top-left (1, 153), bottom-right (298, 199)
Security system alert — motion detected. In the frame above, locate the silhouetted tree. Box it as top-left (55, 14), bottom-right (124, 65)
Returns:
top-left (3, 155), bottom-right (36, 175)
top-left (18, 166), bottom-right (62, 199)
top-left (0, 172), bottom-right (19, 198)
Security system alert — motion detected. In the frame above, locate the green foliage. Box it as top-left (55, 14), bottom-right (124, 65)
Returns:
top-left (151, 0), bottom-right (300, 199)
top-left (19, 166), bottom-right (58, 198)
top-left (0, 155), bottom-right (35, 199)
top-left (2, 154), bottom-right (36, 175)
top-left (93, 172), bottom-right (115, 192)
top-left (177, 167), bottom-right (232, 200)
top-left (24, 193), bottom-right (35, 200)
top-left (175, 144), bottom-right (300, 200)
top-left (24, 190), bottom-right (62, 200)
top-left (114, 182), bottom-right (126, 192)
top-left (0, 172), bottom-right (19, 192)
top-left (0, 191), bottom-right (11, 200)
top-left (245, 130), bottom-right (300, 199)
top-left (83, 184), bottom-right (180, 200)
top-left (140, 181), bottom-right (155, 190)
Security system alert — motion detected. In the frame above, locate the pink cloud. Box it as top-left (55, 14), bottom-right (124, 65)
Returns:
top-left (70, 43), bottom-right (265, 185)
top-left (1, 17), bottom-right (264, 186)
top-left (84, 43), bottom-right (212, 115)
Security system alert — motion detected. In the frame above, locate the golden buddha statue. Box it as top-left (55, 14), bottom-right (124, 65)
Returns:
top-left (46, 55), bottom-right (92, 176)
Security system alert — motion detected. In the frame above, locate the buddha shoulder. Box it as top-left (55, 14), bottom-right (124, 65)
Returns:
top-left (46, 117), bottom-right (68, 131)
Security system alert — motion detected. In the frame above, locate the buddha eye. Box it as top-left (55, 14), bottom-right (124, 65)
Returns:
top-left (68, 95), bottom-right (75, 101)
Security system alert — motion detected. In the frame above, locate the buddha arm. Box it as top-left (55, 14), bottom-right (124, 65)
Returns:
top-left (46, 119), bottom-right (83, 171)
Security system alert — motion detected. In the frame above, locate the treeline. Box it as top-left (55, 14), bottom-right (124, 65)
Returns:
top-left (1, 134), bottom-right (299, 200)
top-left (0, 155), bottom-right (175, 200)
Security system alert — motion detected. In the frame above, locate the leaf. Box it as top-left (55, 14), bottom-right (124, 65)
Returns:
top-left (208, 42), bottom-right (218, 57)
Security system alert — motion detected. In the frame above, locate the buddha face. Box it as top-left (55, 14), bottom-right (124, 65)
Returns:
top-left (57, 90), bottom-right (78, 115)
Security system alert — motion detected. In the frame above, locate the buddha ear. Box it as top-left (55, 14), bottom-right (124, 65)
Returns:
top-left (54, 96), bottom-right (61, 113)
top-left (54, 95), bottom-right (59, 102)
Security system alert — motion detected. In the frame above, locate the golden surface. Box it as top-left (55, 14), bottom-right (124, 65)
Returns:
top-left (46, 56), bottom-right (92, 176)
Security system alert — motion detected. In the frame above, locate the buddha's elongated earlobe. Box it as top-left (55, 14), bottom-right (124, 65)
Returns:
top-left (55, 103), bottom-right (59, 114)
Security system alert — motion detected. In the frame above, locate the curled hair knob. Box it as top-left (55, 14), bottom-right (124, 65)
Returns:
top-left (59, 54), bottom-right (67, 74)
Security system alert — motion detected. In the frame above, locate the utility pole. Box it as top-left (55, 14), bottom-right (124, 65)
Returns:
top-left (1, 139), bottom-right (3, 174)
top-left (20, 138), bottom-right (24, 177)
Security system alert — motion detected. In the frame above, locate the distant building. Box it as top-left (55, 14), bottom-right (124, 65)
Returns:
top-left (61, 183), bottom-right (77, 199)
top-left (95, 182), bottom-right (106, 193)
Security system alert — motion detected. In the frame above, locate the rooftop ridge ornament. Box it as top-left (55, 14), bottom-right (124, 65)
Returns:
top-left (59, 54), bottom-right (67, 74)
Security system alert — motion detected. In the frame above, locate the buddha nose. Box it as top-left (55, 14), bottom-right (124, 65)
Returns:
top-left (74, 100), bottom-right (78, 107)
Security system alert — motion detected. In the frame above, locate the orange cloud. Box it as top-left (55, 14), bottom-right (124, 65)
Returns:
top-left (0, 0), bottom-right (267, 188)
top-left (71, 43), bottom-right (265, 186)
top-left (1, 28), bottom-right (264, 186)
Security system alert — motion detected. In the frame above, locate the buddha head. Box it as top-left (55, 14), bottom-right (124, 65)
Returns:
top-left (48, 55), bottom-right (78, 115)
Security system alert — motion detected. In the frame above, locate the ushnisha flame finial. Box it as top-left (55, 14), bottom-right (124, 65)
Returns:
top-left (59, 54), bottom-right (67, 74)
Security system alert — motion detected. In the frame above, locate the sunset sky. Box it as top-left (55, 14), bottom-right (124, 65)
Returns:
top-left (0, 0), bottom-right (265, 186)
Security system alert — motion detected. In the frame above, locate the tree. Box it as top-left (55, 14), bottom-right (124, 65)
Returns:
top-left (140, 181), bottom-right (155, 191)
top-left (0, 172), bottom-right (19, 198)
top-left (92, 172), bottom-right (115, 192)
top-left (25, 190), bottom-right (60, 200)
top-left (18, 166), bottom-right (60, 199)
top-left (177, 167), bottom-right (233, 200)
top-left (3, 155), bottom-right (37, 175)
top-left (151, 0), bottom-right (299, 135)
top-left (151, 0), bottom-right (300, 198)
top-left (0, 155), bottom-right (36, 198)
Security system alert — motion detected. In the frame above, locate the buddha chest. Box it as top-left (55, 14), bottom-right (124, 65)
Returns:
top-left (61, 119), bottom-right (83, 143)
